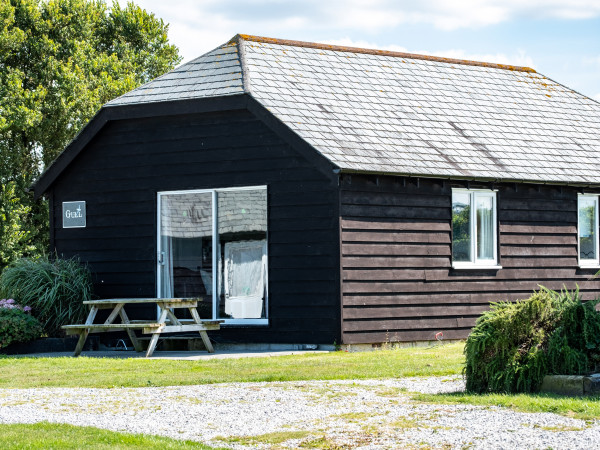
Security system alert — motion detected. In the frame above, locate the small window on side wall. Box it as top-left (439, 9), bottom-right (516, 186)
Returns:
top-left (578, 194), bottom-right (599, 267)
top-left (452, 189), bottom-right (498, 268)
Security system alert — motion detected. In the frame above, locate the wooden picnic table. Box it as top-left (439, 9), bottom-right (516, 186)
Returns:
top-left (62, 298), bottom-right (223, 357)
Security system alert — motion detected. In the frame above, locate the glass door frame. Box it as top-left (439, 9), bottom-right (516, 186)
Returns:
top-left (156, 186), bottom-right (269, 325)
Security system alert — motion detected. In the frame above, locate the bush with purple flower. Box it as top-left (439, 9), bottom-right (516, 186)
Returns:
top-left (0, 298), bottom-right (32, 313)
top-left (0, 298), bottom-right (42, 349)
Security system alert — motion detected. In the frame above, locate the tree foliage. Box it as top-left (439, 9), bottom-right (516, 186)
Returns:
top-left (0, 0), bottom-right (181, 263)
top-left (0, 179), bottom-right (35, 270)
top-left (464, 287), bottom-right (600, 394)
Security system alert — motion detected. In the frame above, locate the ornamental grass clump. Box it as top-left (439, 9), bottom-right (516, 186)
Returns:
top-left (465, 287), bottom-right (600, 394)
top-left (0, 299), bottom-right (43, 348)
top-left (0, 256), bottom-right (92, 336)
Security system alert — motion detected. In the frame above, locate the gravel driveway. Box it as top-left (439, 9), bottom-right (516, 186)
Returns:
top-left (0, 376), bottom-right (598, 449)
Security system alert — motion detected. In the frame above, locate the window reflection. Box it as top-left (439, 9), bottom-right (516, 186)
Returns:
top-left (218, 189), bottom-right (267, 319)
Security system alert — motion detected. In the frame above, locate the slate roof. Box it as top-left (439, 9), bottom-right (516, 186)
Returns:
top-left (107, 34), bottom-right (600, 185)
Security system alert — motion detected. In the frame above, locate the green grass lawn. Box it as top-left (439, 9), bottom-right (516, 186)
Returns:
top-left (0, 422), bottom-right (216, 449)
top-left (0, 342), bottom-right (464, 388)
top-left (412, 391), bottom-right (600, 421)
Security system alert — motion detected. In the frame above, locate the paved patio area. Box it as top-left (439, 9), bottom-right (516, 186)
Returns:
top-left (13, 348), bottom-right (330, 360)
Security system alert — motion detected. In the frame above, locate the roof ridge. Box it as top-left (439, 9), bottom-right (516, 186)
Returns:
top-left (237, 37), bottom-right (251, 94)
top-left (230, 34), bottom-right (536, 73)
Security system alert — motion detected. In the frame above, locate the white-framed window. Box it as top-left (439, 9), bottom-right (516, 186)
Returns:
top-left (578, 194), bottom-right (599, 268)
top-left (452, 189), bottom-right (499, 268)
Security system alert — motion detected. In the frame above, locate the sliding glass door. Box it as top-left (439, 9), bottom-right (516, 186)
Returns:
top-left (157, 186), bottom-right (268, 324)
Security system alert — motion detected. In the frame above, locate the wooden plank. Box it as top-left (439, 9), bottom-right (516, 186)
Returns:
top-left (342, 243), bottom-right (451, 256)
top-left (500, 234), bottom-right (576, 245)
top-left (343, 316), bottom-right (478, 332)
top-left (341, 204), bottom-right (450, 220)
top-left (342, 231), bottom-right (450, 244)
top-left (499, 224), bottom-right (577, 234)
top-left (63, 323), bottom-right (161, 329)
top-left (501, 246), bottom-right (577, 257)
top-left (342, 256), bottom-right (451, 269)
top-left (497, 209), bottom-right (576, 222)
top-left (343, 304), bottom-right (490, 319)
top-left (341, 218), bottom-right (450, 232)
top-left (423, 268), bottom-right (584, 281)
top-left (144, 323), bottom-right (221, 334)
top-left (146, 308), bottom-right (169, 357)
top-left (498, 198), bottom-right (576, 211)
top-left (499, 257), bottom-right (577, 268)
top-left (342, 279), bottom-right (600, 294)
top-left (84, 298), bottom-right (201, 305)
top-left (341, 191), bottom-right (449, 207)
top-left (343, 269), bottom-right (426, 281)
top-left (342, 328), bottom-right (470, 344)
top-left (342, 292), bottom-right (531, 306)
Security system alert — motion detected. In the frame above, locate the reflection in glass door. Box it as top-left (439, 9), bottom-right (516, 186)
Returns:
top-left (157, 191), bottom-right (214, 319)
top-left (157, 187), bottom-right (268, 324)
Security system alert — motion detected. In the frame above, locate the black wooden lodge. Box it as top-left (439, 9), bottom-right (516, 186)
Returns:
top-left (33, 35), bottom-right (600, 347)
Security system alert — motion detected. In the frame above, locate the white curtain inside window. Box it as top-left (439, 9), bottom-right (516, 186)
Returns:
top-left (476, 195), bottom-right (494, 260)
top-left (224, 240), bottom-right (267, 319)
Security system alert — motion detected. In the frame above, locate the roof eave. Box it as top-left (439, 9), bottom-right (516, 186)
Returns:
top-left (337, 168), bottom-right (600, 188)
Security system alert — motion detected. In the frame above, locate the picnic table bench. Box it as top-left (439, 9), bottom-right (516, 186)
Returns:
top-left (62, 298), bottom-right (222, 357)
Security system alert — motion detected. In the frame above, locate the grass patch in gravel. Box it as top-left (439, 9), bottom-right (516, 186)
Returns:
top-left (0, 342), bottom-right (463, 388)
top-left (215, 430), bottom-right (313, 446)
top-left (412, 391), bottom-right (600, 421)
top-left (0, 422), bottom-right (215, 449)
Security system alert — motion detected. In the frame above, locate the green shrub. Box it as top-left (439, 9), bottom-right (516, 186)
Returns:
top-left (0, 256), bottom-right (92, 336)
top-left (465, 287), bottom-right (600, 394)
top-left (0, 306), bottom-right (43, 348)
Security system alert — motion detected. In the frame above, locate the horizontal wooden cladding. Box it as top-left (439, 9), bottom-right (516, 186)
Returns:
top-left (499, 234), bottom-right (576, 245)
top-left (343, 292), bottom-right (533, 306)
top-left (342, 243), bottom-right (451, 256)
top-left (341, 191), bottom-right (449, 208)
top-left (498, 209), bottom-right (576, 223)
top-left (341, 204), bottom-right (450, 220)
top-left (500, 246), bottom-right (577, 257)
top-left (497, 197), bottom-right (577, 211)
top-left (499, 224), bottom-right (576, 234)
top-left (342, 231), bottom-right (449, 244)
top-left (343, 256), bottom-right (450, 268)
top-left (342, 268), bottom-right (595, 282)
top-left (343, 316), bottom-right (476, 332)
top-left (51, 109), bottom-right (341, 344)
top-left (499, 257), bottom-right (577, 268)
top-left (342, 328), bottom-right (470, 344)
top-left (343, 280), bottom-right (600, 294)
top-left (342, 218), bottom-right (450, 232)
top-left (343, 304), bottom-right (490, 319)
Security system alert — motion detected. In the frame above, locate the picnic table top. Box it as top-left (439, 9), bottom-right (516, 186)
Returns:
top-left (83, 298), bottom-right (202, 305)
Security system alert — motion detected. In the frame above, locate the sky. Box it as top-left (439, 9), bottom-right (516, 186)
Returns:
top-left (119, 0), bottom-right (600, 101)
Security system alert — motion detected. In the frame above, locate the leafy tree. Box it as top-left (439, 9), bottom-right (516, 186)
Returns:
top-left (0, 0), bottom-right (181, 264)
top-left (0, 179), bottom-right (35, 270)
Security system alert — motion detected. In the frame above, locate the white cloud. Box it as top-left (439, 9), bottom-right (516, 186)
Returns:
top-left (583, 55), bottom-right (600, 66)
top-left (120, 1), bottom-right (600, 60)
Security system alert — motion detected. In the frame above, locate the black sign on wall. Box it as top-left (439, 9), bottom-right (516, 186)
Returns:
top-left (63, 201), bottom-right (86, 228)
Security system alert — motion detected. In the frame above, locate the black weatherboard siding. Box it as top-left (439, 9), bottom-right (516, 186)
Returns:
top-left (49, 108), bottom-right (341, 344)
top-left (340, 174), bottom-right (600, 344)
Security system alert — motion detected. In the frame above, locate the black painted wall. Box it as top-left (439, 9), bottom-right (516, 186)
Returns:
top-left (49, 108), bottom-right (341, 344)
